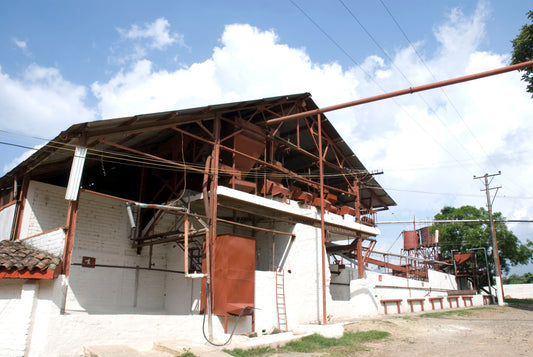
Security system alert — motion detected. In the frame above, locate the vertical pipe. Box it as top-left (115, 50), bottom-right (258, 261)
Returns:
top-left (357, 237), bottom-right (364, 279)
top-left (184, 214), bottom-right (189, 274)
top-left (135, 168), bottom-right (147, 240)
top-left (134, 265), bottom-right (139, 307)
top-left (483, 247), bottom-right (492, 298)
top-left (317, 114), bottom-right (327, 325)
top-left (272, 233), bottom-right (275, 269)
top-left (203, 156), bottom-right (212, 216)
top-left (207, 115), bottom-right (221, 339)
top-left (12, 177), bottom-right (18, 201)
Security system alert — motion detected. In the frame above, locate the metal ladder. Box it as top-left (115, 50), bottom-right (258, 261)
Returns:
top-left (275, 267), bottom-right (288, 331)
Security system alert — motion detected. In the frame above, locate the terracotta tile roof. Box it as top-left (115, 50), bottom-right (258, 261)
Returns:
top-left (0, 240), bottom-right (61, 272)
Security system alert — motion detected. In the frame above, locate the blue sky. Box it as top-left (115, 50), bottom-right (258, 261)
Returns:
top-left (1, 0), bottom-right (532, 274)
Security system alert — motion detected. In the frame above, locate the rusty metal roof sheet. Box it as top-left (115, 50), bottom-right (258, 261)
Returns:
top-left (0, 93), bottom-right (396, 208)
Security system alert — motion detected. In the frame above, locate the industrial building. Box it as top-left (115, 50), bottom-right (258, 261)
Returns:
top-left (0, 93), bottom-right (489, 356)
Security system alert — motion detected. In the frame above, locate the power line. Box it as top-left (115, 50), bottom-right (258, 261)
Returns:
top-left (375, 0), bottom-right (533, 203)
top-left (289, 0), bottom-right (476, 174)
top-left (378, 0), bottom-right (490, 159)
top-left (339, 0), bottom-right (484, 172)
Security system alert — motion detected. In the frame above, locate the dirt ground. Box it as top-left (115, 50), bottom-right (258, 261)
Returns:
top-left (344, 303), bottom-right (533, 357)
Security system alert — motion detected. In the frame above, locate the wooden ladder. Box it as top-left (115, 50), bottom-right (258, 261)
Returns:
top-left (275, 267), bottom-right (288, 331)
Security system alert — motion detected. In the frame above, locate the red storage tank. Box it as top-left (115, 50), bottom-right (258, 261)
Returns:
top-left (403, 230), bottom-right (419, 250)
top-left (212, 234), bottom-right (255, 316)
top-left (419, 226), bottom-right (436, 247)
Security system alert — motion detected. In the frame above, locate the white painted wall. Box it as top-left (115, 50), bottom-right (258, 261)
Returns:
top-left (283, 223), bottom-right (323, 327)
top-left (26, 277), bottom-right (67, 357)
top-left (0, 280), bottom-right (38, 357)
top-left (6, 182), bottom-right (493, 356)
top-left (427, 269), bottom-right (458, 290)
top-left (165, 243), bottom-right (201, 314)
top-left (0, 202), bottom-right (16, 241)
top-left (503, 283), bottom-right (533, 298)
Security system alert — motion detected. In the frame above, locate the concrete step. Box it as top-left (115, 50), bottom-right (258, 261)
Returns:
top-left (83, 344), bottom-right (173, 357)
top-left (154, 340), bottom-right (233, 357)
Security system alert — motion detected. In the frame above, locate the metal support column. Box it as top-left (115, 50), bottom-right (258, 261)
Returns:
top-left (317, 114), bottom-right (327, 325)
top-left (207, 115), bottom-right (221, 338)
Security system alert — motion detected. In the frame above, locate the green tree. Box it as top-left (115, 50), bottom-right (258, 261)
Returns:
top-left (511, 10), bottom-right (533, 96)
top-left (503, 272), bottom-right (533, 284)
top-left (434, 205), bottom-right (533, 274)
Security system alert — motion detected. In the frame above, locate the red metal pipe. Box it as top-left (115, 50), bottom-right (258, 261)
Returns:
top-left (264, 60), bottom-right (533, 125)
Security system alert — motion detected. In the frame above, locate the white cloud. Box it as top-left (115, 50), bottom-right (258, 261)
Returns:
top-left (12, 38), bottom-right (31, 56)
top-left (119, 17), bottom-right (184, 50)
top-left (93, 24), bottom-right (361, 119)
top-left (92, 6), bottom-right (532, 265)
top-left (0, 64), bottom-right (96, 138)
top-left (13, 38), bottom-right (27, 50)
top-left (112, 18), bottom-right (186, 65)
top-left (2, 144), bottom-right (43, 175)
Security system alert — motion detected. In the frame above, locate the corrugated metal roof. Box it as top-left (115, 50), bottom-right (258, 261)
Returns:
top-left (0, 93), bottom-right (395, 208)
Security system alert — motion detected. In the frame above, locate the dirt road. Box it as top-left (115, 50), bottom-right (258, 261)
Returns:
top-left (345, 303), bottom-right (533, 356)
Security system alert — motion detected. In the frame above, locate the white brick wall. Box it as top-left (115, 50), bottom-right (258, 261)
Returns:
top-left (20, 181), bottom-right (68, 239)
top-left (67, 189), bottom-right (169, 312)
top-left (24, 228), bottom-right (66, 257)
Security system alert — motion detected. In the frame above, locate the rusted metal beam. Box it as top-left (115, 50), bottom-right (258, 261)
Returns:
top-left (364, 256), bottom-right (427, 279)
top-left (88, 112), bottom-right (216, 138)
top-left (133, 228), bottom-right (207, 248)
top-left (11, 176), bottom-right (29, 241)
top-left (100, 138), bottom-right (205, 174)
top-left (264, 60), bottom-right (533, 126)
top-left (62, 200), bottom-right (79, 276)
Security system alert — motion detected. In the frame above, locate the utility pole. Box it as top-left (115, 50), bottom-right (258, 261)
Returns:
top-left (473, 172), bottom-right (504, 306)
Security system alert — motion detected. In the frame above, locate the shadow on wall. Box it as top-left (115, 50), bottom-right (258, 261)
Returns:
top-left (350, 284), bottom-right (379, 313)
top-left (65, 264), bottom-right (201, 315)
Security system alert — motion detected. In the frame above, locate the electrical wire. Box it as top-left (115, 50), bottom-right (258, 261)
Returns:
top-left (338, 0), bottom-right (486, 173)
top-left (377, 0), bottom-right (533, 197)
top-left (288, 0), bottom-right (475, 174)
top-left (3, 133), bottom-right (532, 200)
top-left (201, 281), bottom-right (255, 346)
top-left (0, 128), bottom-right (376, 179)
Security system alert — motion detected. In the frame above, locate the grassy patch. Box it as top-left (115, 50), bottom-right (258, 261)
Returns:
top-left (224, 330), bottom-right (389, 357)
top-left (420, 306), bottom-right (492, 318)
top-left (223, 346), bottom-right (275, 357)
top-left (505, 298), bottom-right (533, 304)
top-left (176, 352), bottom-right (197, 357)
